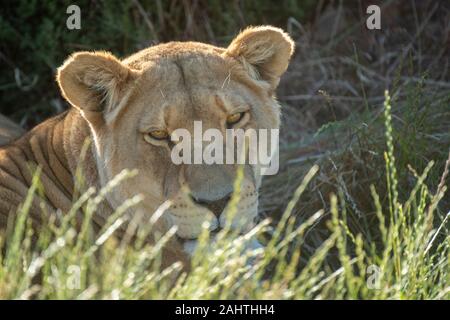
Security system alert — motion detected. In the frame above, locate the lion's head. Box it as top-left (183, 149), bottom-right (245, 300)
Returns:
top-left (57, 26), bottom-right (294, 252)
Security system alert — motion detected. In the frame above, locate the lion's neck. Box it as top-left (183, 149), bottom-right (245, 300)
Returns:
top-left (60, 109), bottom-right (101, 191)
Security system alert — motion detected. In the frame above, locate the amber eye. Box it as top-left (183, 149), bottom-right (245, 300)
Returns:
top-left (226, 112), bottom-right (245, 126)
top-left (147, 130), bottom-right (169, 140)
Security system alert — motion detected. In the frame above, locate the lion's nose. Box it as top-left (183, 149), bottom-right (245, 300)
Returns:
top-left (191, 193), bottom-right (232, 218)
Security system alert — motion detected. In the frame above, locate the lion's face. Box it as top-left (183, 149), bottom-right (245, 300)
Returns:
top-left (57, 26), bottom-right (294, 244)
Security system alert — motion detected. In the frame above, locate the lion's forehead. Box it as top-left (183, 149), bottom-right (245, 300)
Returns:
top-left (123, 41), bottom-right (224, 65)
top-left (112, 45), bottom-right (278, 137)
top-left (139, 57), bottom-right (232, 91)
top-left (130, 74), bottom-right (262, 130)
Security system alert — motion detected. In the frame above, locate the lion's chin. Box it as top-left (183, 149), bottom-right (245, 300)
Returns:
top-left (182, 239), bottom-right (199, 256)
top-left (181, 235), bottom-right (264, 259)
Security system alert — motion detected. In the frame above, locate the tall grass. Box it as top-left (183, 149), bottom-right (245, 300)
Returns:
top-left (0, 92), bottom-right (448, 300)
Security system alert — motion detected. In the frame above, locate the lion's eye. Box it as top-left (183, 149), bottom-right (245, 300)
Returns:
top-left (226, 112), bottom-right (245, 126)
top-left (147, 130), bottom-right (169, 140)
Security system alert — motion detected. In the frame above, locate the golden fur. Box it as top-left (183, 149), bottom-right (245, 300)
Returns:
top-left (0, 26), bottom-right (294, 263)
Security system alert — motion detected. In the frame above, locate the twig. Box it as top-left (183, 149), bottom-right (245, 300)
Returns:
top-left (132, 0), bottom-right (159, 42)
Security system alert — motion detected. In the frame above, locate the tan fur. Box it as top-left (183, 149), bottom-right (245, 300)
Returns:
top-left (0, 26), bottom-right (294, 265)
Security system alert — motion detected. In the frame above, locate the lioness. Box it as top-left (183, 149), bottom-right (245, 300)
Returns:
top-left (0, 26), bottom-right (294, 264)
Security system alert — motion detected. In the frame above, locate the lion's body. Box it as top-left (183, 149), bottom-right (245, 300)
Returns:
top-left (0, 111), bottom-right (104, 225)
top-left (0, 26), bottom-right (294, 263)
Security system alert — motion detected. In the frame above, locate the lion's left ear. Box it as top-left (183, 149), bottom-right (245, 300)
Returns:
top-left (57, 51), bottom-right (138, 122)
top-left (224, 26), bottom-right (295, 90)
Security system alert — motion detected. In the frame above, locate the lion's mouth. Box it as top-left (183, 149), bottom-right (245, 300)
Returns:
top-left (189, 193), bottom-right (231, 218)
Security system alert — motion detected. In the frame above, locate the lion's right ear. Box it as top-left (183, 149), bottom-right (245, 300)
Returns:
top-left (57, 51), bottom-right (137, 118)
top-left (224, 26), bottom-right (294, 91)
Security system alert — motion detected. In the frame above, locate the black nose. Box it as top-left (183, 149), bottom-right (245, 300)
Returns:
top-left (190, 193), bottom-right (232, 218)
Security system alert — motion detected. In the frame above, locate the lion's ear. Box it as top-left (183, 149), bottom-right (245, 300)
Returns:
top-left (225, 26), bottom-right (295, 90)
top-left (57, 51), bottom-right (137, 117)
